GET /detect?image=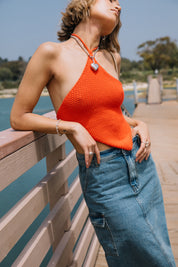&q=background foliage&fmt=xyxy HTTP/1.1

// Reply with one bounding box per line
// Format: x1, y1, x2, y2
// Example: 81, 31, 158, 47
0, 57, 27, 89
120, 36, 178, 83
0, 36, 178, 88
